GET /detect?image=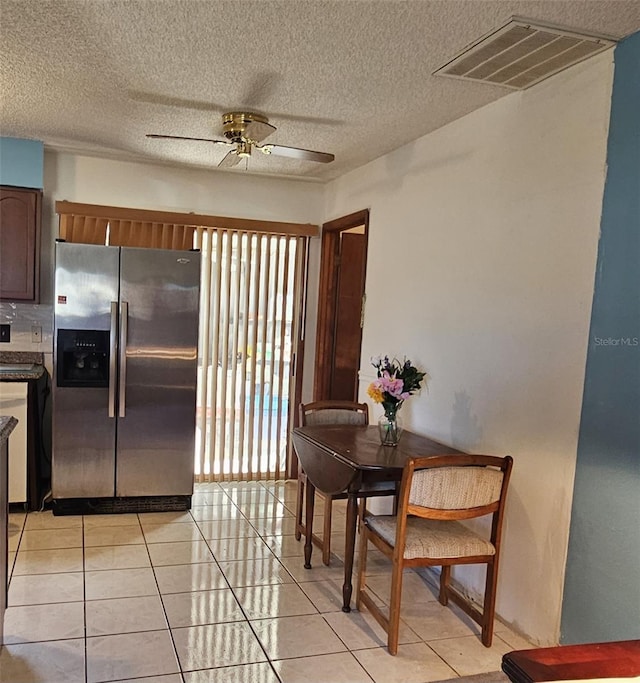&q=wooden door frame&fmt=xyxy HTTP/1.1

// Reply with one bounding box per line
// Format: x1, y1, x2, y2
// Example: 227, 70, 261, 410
313, 209, 369, 401
287, 236, 311, 479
